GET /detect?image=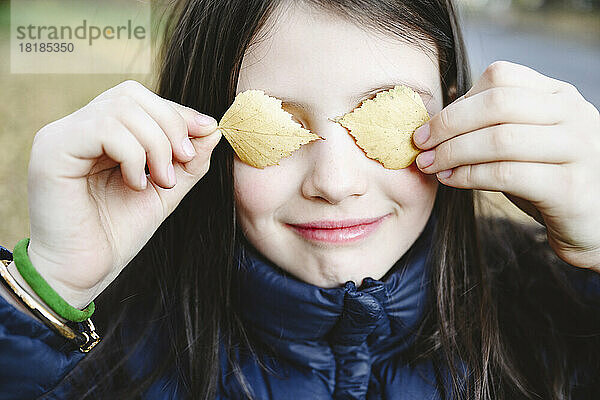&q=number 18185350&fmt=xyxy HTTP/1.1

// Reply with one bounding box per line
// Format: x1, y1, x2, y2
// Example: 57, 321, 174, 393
18, 42, 74, 53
